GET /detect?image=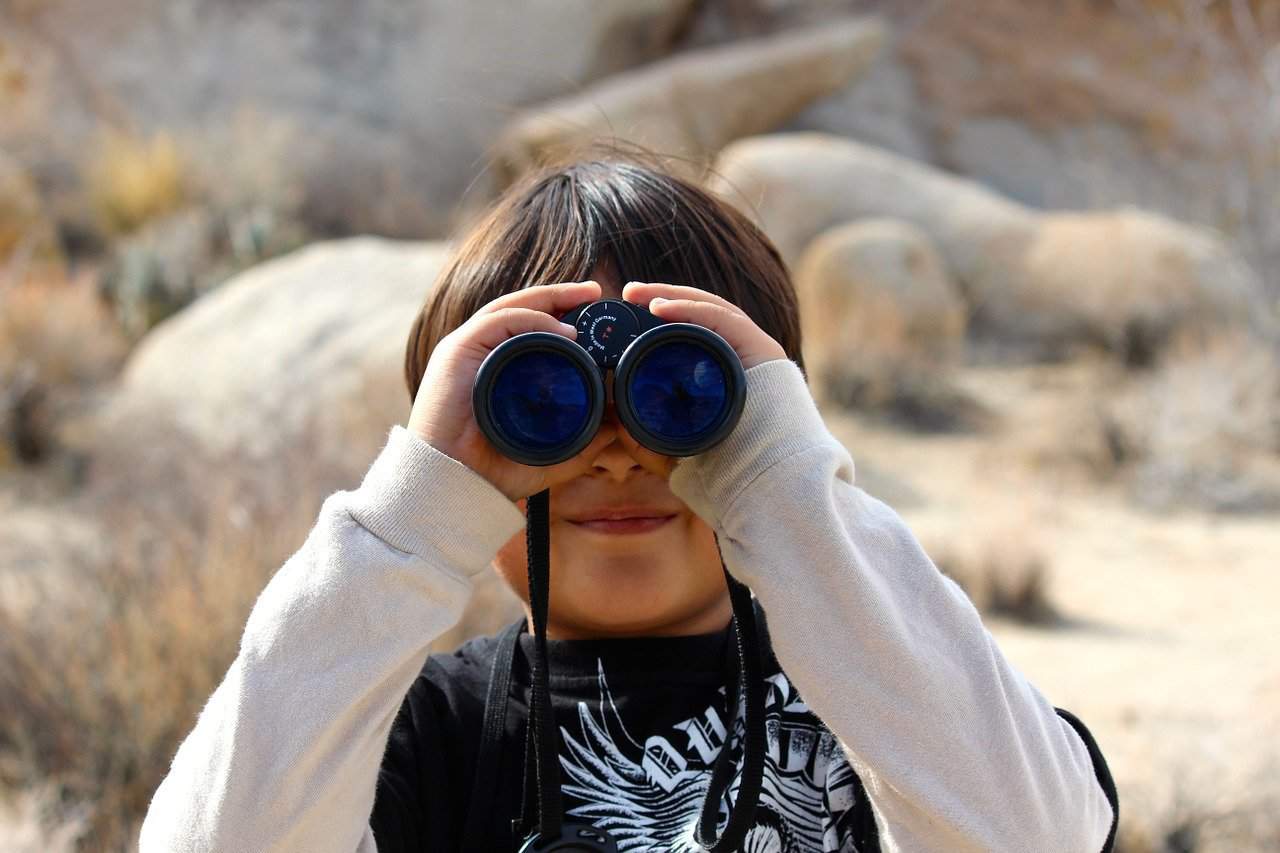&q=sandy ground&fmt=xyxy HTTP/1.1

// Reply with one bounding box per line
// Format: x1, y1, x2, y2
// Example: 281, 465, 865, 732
823, 361, 1280, 847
